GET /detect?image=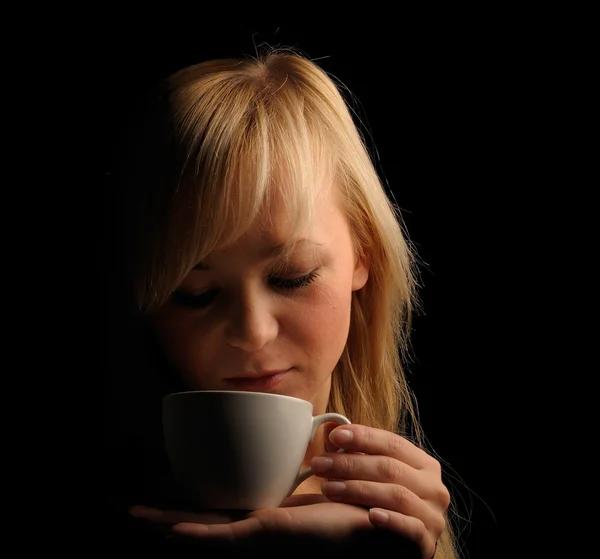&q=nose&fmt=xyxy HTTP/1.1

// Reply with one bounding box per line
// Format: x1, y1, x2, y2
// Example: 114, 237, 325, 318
224, 290, 279, 352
